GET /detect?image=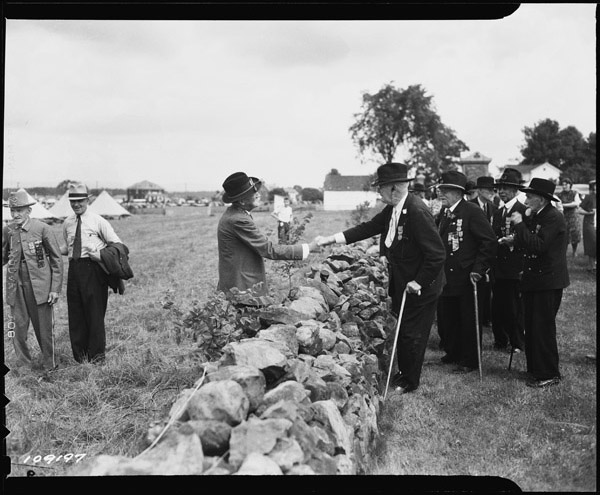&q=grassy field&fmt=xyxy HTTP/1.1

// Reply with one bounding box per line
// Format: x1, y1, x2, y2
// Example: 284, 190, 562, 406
2, 206, 596, 490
